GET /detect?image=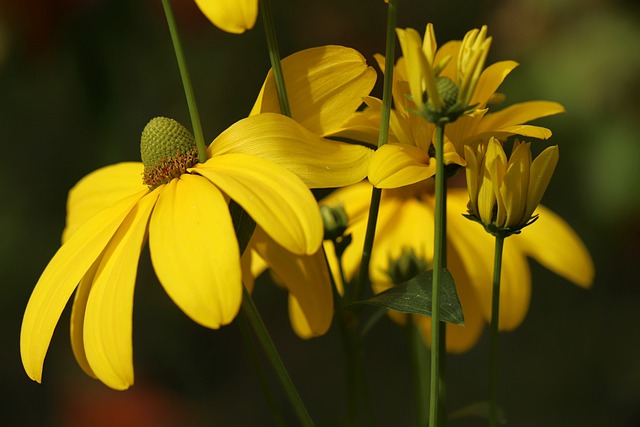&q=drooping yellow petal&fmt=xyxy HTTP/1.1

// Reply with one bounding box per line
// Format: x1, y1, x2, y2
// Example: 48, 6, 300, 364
512, 205, 594, 288
21, 190, 147, 383
208, 113, 372, 188
417, 244, 485, 353
497, 240, 532, 330
194, 153, 322, 256
368, 143, 435, 189
476, 101, 565, 135
63, 163, 147, 243
83, 189, 159, 390
251, 46, 376, 136
464, 145, 480, 216
251, 228, 333, 338
70, 259, 100, 380
149, 175, 242, 329
194, 0, 258, 34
